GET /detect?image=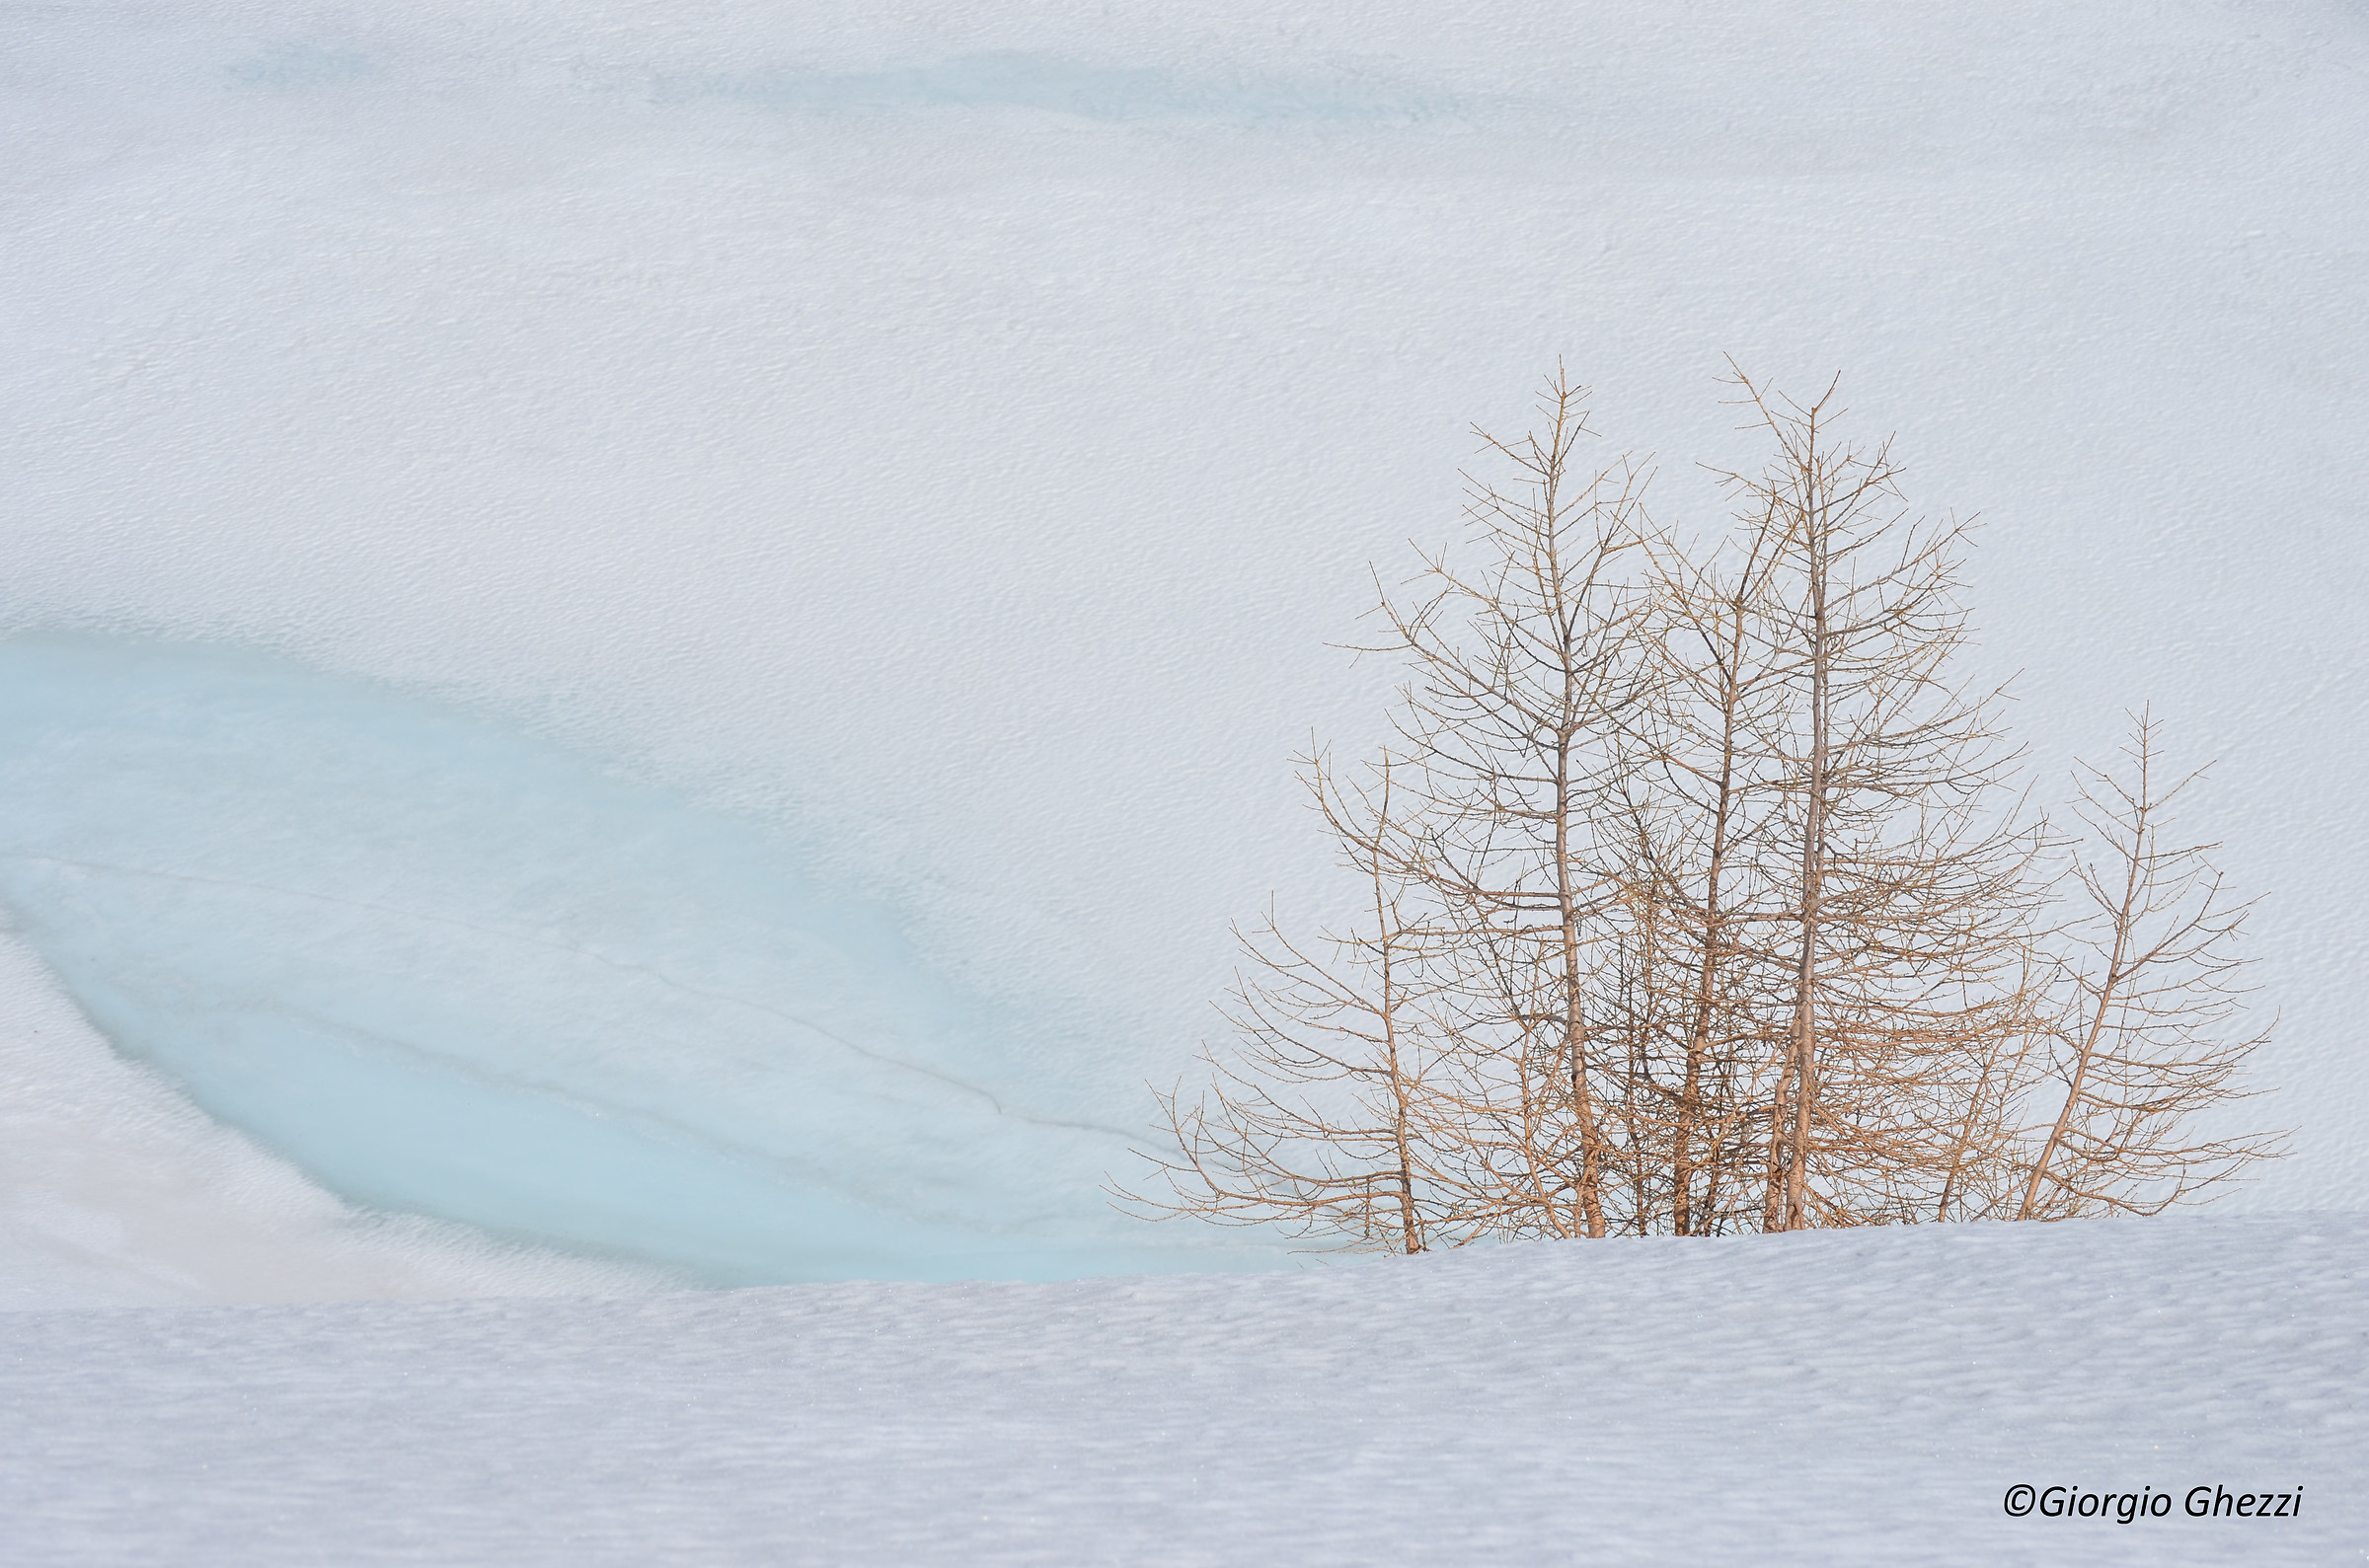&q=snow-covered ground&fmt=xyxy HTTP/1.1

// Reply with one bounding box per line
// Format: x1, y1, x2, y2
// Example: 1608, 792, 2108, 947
5, 1214, 2360, 1565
